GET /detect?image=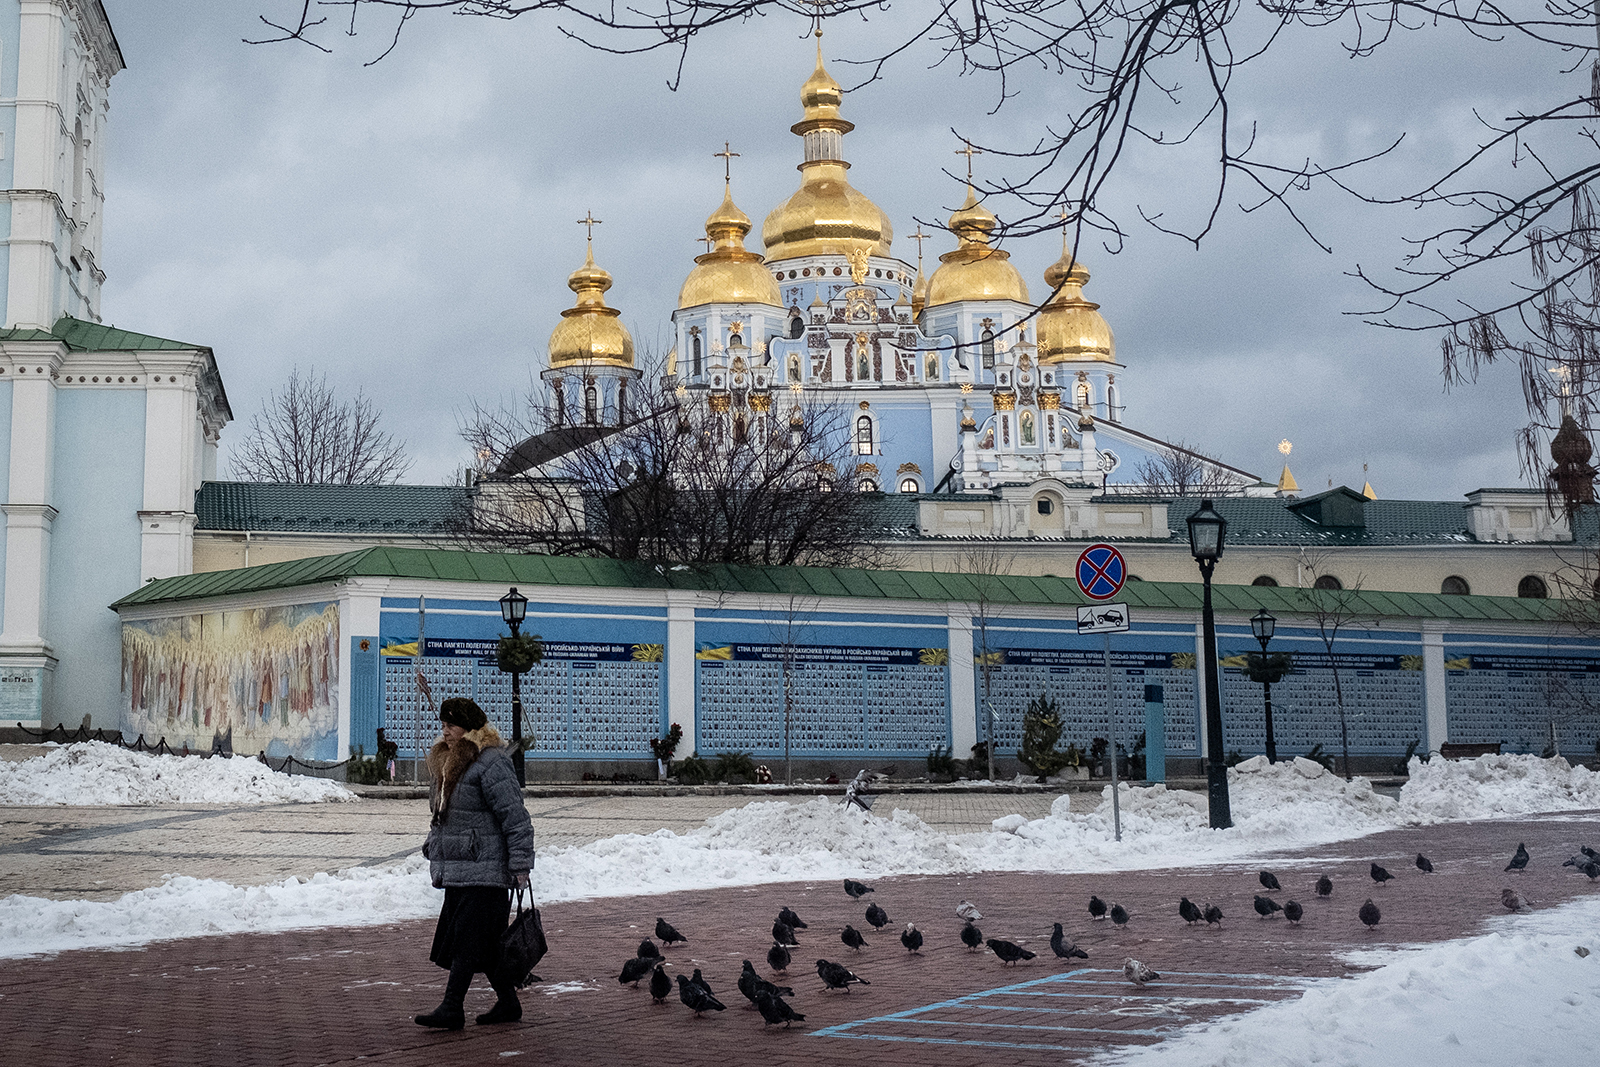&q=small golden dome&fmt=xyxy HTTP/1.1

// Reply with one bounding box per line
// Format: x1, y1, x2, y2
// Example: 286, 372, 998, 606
762, 33, 894, 261
911, 266, 930, 317
549, 245, 635, 367
924, 187, 1029, 308
679, 185, 783, 310
1036, 249, 1115, 363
